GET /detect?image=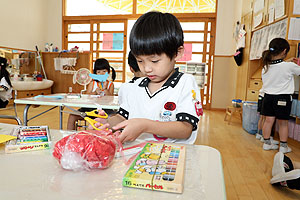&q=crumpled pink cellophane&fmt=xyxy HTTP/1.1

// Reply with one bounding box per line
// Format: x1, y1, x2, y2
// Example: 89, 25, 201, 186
53, 130, 117, 171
